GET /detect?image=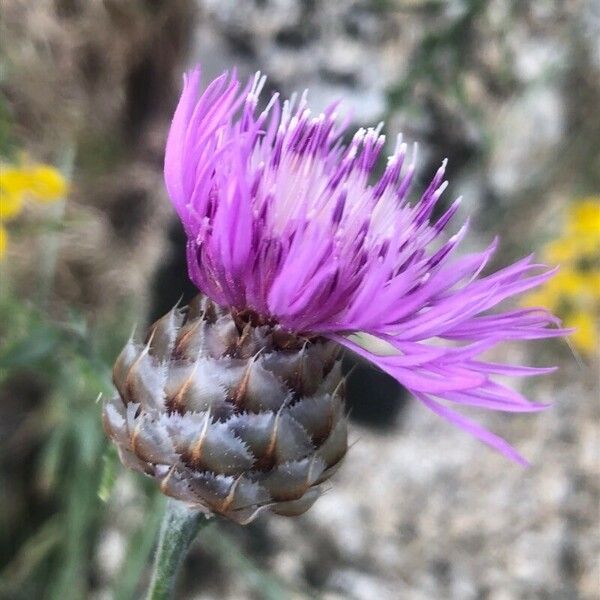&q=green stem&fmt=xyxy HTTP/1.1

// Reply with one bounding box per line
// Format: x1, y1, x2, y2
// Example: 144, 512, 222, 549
146, 498, 209, 600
